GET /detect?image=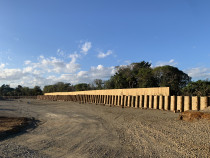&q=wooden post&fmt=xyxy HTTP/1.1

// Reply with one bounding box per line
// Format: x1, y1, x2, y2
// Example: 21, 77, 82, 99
139, 95, 144, 108
154, 96, 159, 109
165, 96, 170, 110
127, 95, 131, 107
121, 95, 125, 108
184, 96, 192, 111
124, 96, 127, 107
104, 95, 106, 104
200, 96, 208, 111
159, 95, 164, 110
170, 96, 177, 111
131, 96, 135, 108
115, 95, 118, 106
118, 95, 121, 106
144, 95, 149, 109
112, 95, 115, 106
192, 96, 199, 111
149, 95, 153, 109
135, 95, 139, 108
177, 96, 184, 112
